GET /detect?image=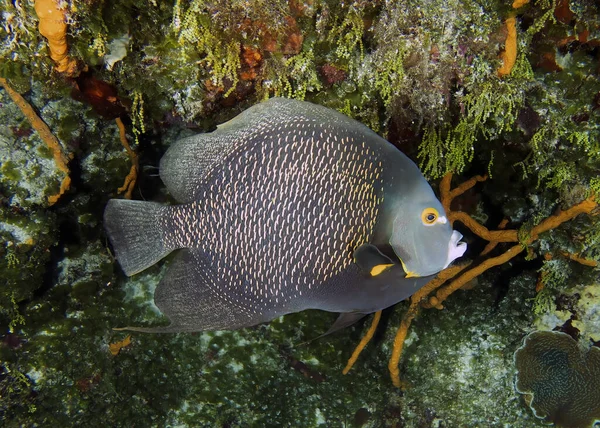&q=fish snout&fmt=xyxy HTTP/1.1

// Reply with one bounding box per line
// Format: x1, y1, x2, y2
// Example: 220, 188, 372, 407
443, 230, 467, 269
